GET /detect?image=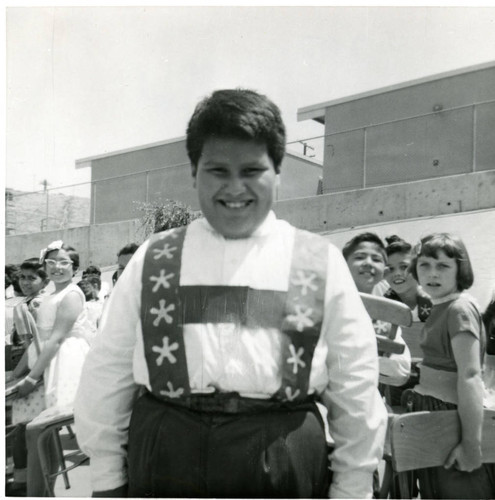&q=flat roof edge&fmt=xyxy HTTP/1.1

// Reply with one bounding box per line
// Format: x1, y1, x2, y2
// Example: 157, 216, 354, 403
297, 60, 495, 123
75, 135, 187, 167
